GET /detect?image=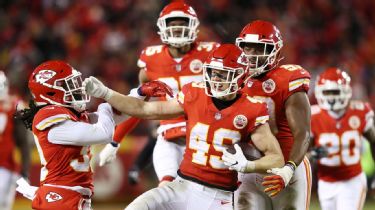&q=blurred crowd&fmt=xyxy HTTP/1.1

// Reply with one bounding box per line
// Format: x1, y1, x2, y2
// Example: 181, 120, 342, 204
1, 0, 375, 106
